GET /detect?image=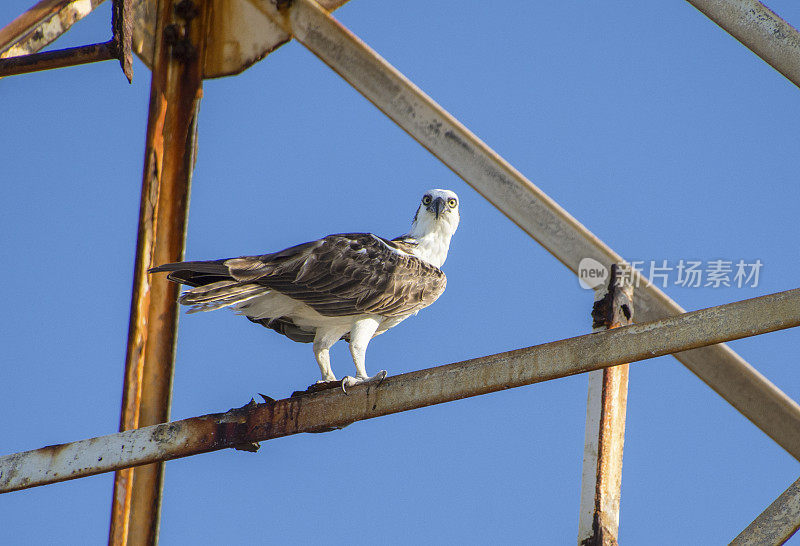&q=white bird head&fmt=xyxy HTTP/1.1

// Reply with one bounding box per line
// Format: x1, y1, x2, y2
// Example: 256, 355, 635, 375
406, 189, 460, 268
410, 189, 460, 234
